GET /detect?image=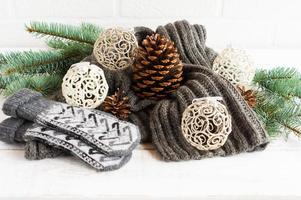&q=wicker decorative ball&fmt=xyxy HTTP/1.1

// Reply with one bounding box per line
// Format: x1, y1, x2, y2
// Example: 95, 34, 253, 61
181, 97, 232, 151
62, 62, 109, 108
212, 47, 254, 86
93, 27, 138, 70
